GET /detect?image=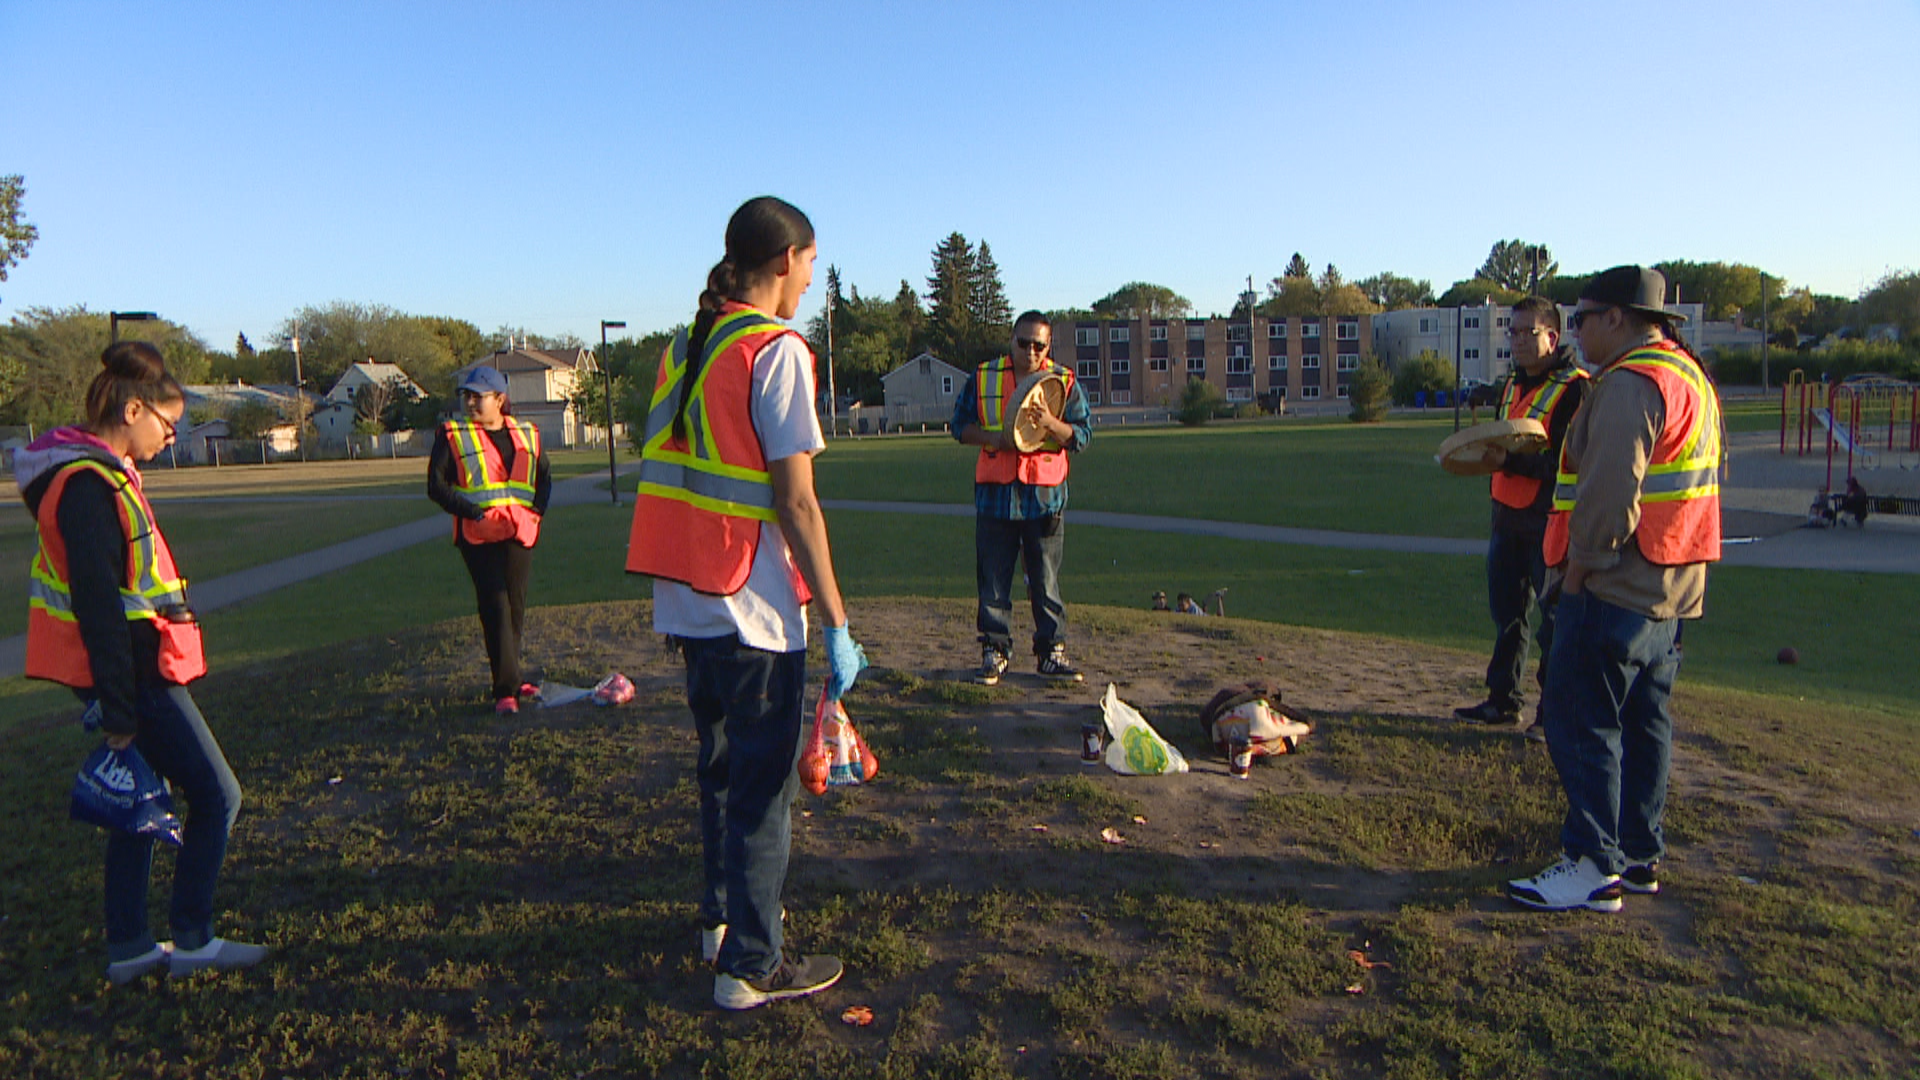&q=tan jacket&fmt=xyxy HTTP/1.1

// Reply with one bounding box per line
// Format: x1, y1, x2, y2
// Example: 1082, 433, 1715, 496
1558, 361, 1709, 620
